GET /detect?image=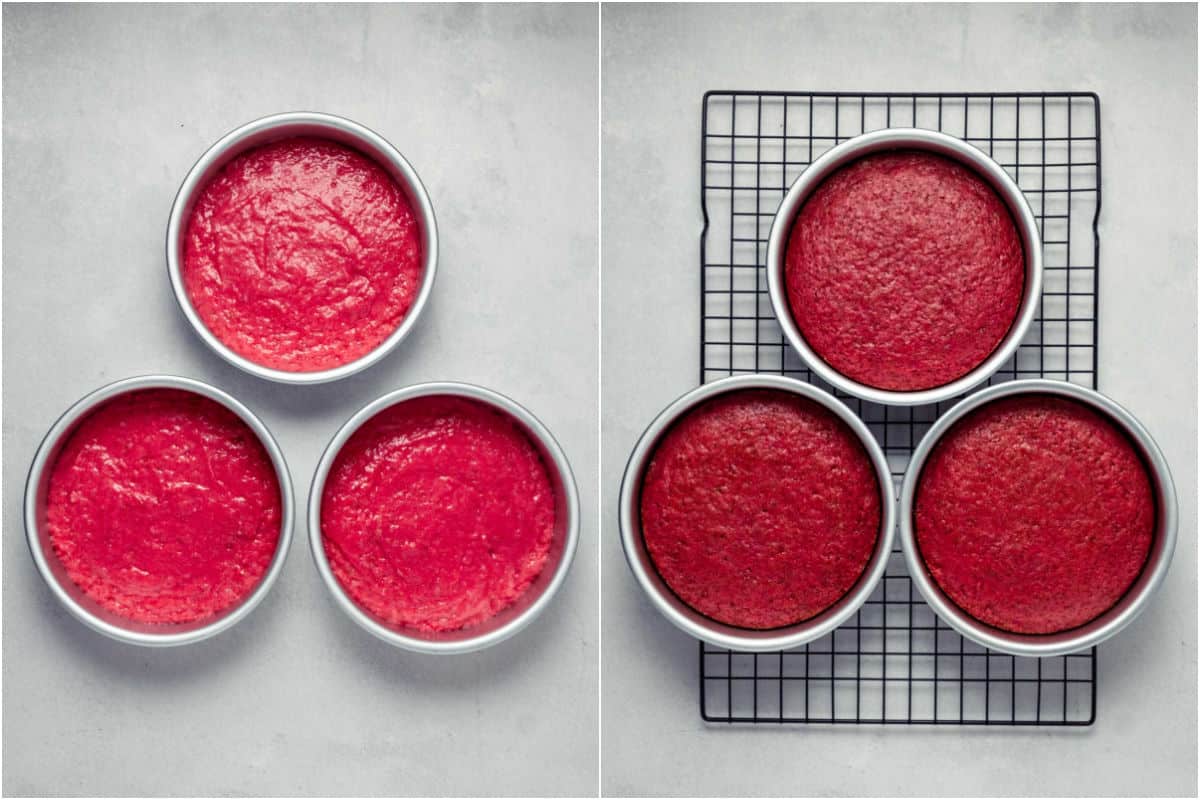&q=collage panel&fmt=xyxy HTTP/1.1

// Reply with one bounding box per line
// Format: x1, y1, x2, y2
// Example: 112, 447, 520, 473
601, 3, 1197, 797
2, 3, 598, 797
